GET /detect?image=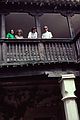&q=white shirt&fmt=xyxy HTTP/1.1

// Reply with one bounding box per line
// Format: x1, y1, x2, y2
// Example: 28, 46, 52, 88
15, 35, 23, 39
28, 32, 38, 39
42, 31, 53, 39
